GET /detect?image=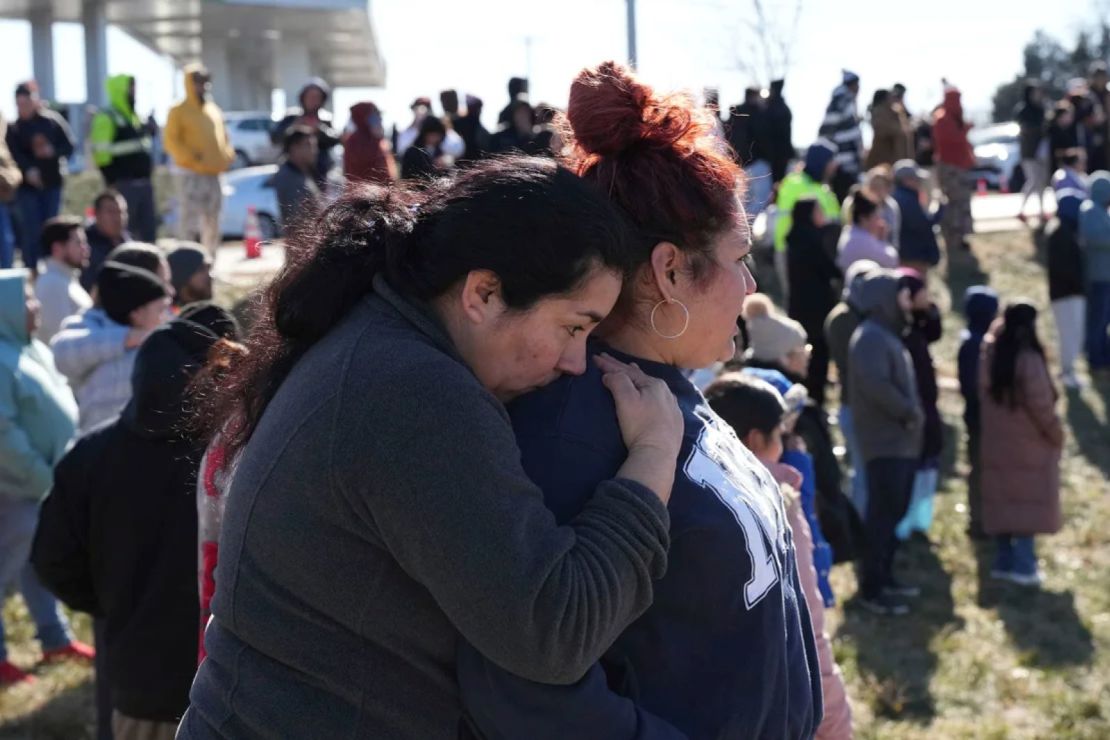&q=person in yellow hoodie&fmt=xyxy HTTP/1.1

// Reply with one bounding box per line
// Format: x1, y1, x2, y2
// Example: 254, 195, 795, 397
164, 65, 235, 256
89, 75, 156, 242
